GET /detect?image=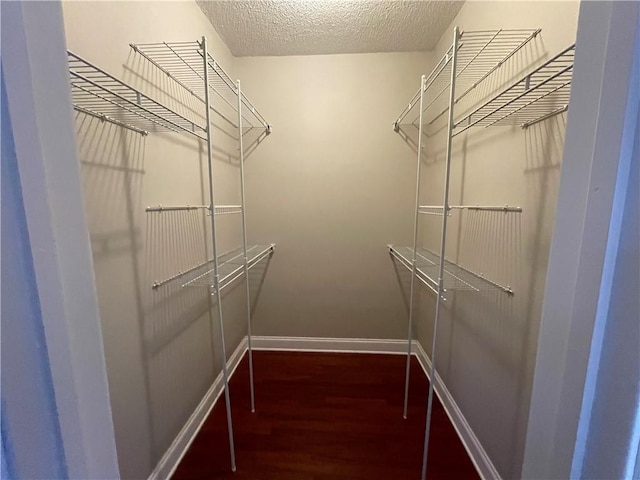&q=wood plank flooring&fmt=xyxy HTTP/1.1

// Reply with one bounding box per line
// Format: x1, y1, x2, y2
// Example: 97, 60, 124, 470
173, 351, 479, 479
